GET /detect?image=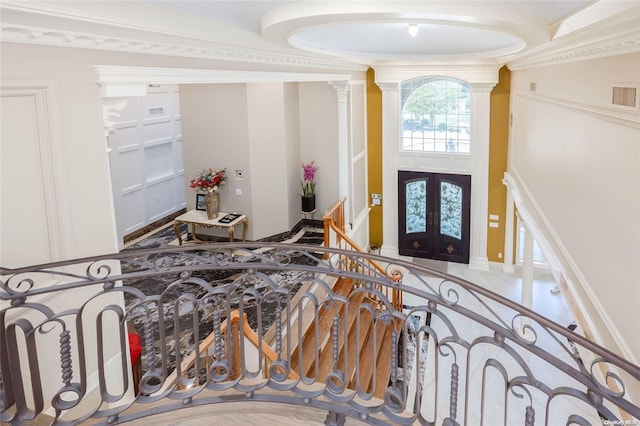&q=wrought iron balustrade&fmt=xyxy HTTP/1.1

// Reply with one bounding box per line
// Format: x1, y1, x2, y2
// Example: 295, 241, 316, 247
1, 243, 639, 425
